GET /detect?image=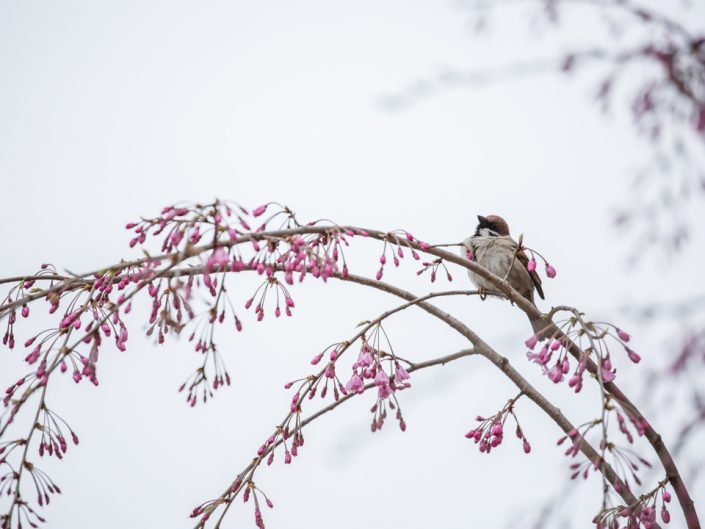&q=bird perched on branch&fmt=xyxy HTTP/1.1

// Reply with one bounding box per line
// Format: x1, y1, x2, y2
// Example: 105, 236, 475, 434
462, 215, 545, 332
